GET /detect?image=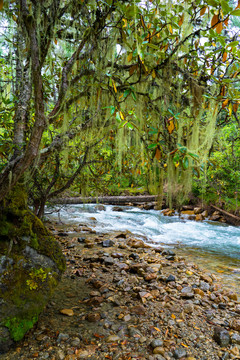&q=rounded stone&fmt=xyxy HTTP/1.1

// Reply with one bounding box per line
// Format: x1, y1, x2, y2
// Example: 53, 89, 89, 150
150, 338, 164, 348
213, 326, 230, 347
